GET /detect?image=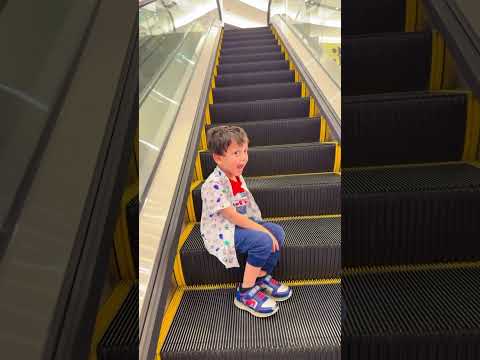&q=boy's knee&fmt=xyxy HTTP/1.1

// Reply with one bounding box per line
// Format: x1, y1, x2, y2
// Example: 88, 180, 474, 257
268, 223, 285, 246
252, 231, 272, 255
